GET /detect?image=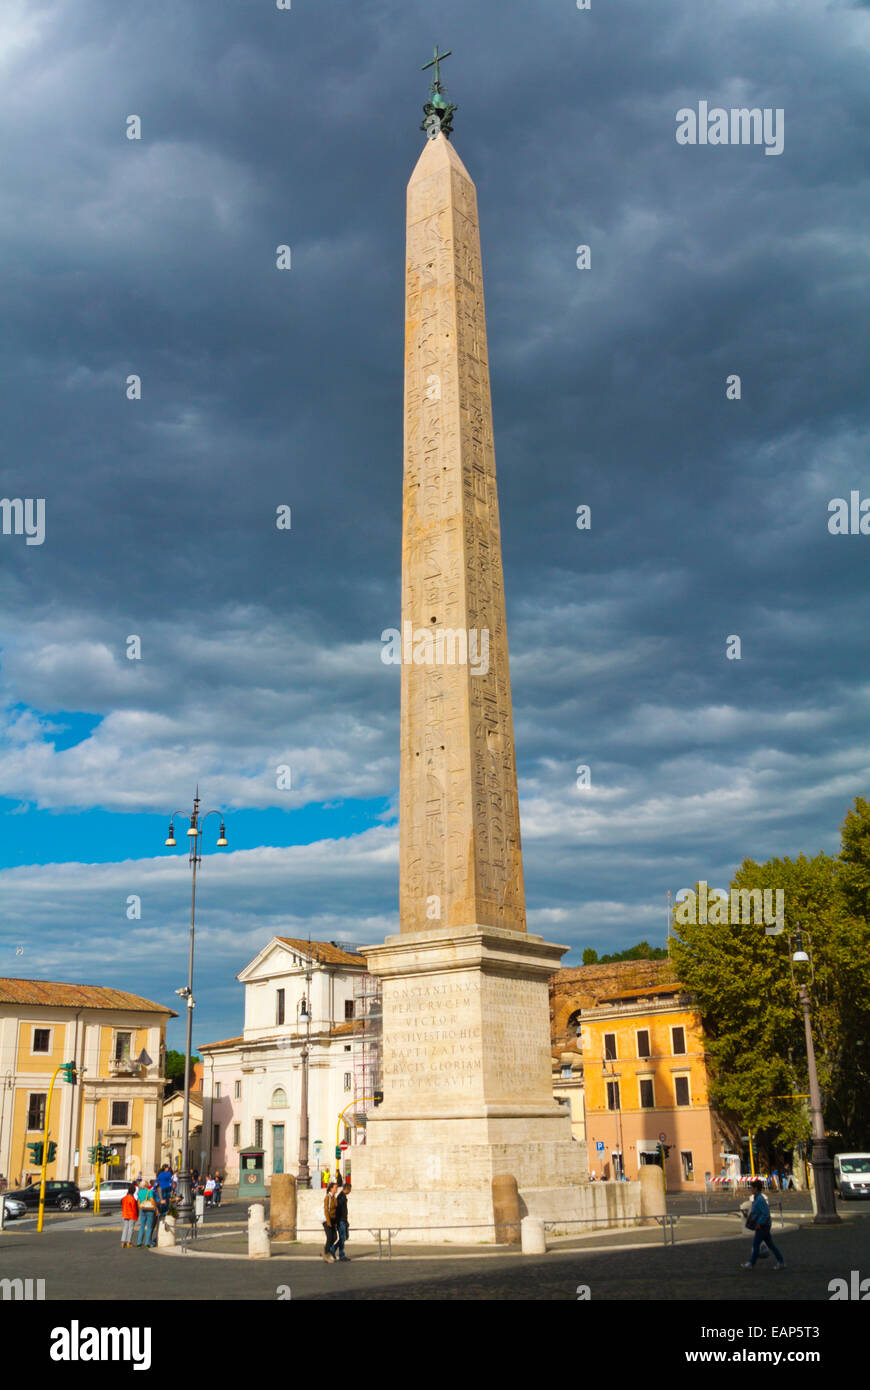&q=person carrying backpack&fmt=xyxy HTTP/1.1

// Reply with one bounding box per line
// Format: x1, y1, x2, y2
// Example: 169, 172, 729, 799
741, 1179, 785, 1269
